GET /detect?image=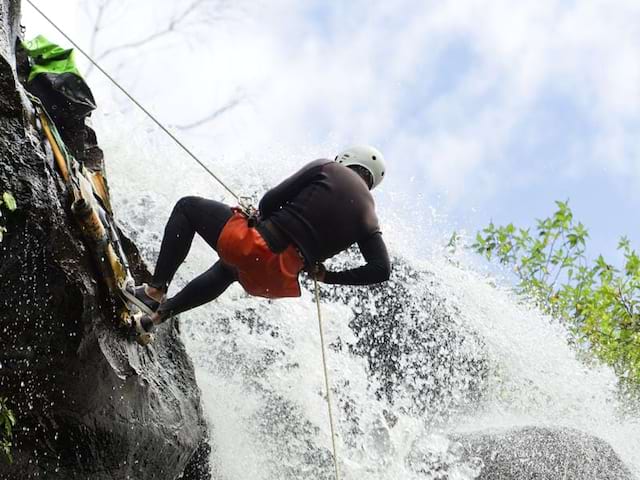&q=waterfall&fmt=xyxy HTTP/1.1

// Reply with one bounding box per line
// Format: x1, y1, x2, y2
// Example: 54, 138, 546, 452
98, 109, 639, 480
